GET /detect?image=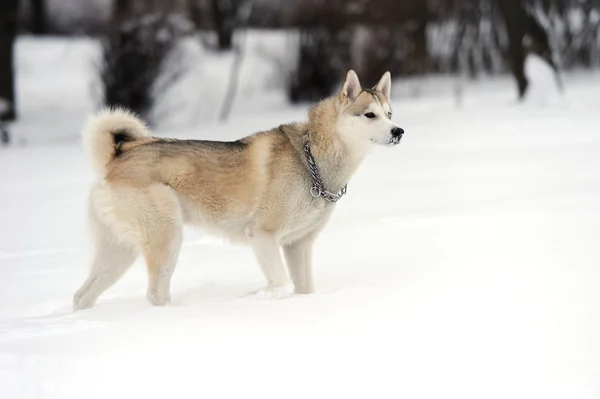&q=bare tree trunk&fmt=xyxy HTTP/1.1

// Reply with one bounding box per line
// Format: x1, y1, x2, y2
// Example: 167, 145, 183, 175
218, 33, 246, 121
218, 1, 254, 122
528, 2, 563, 91
0, 0, 18, 122
410, 2, 430, 74
189, 0, 203, 29
212, 0, 236, 51
114, 0, 133, 19
496, 0, 559, 99
31, 0, 47, 35
496, 0, 529, 98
